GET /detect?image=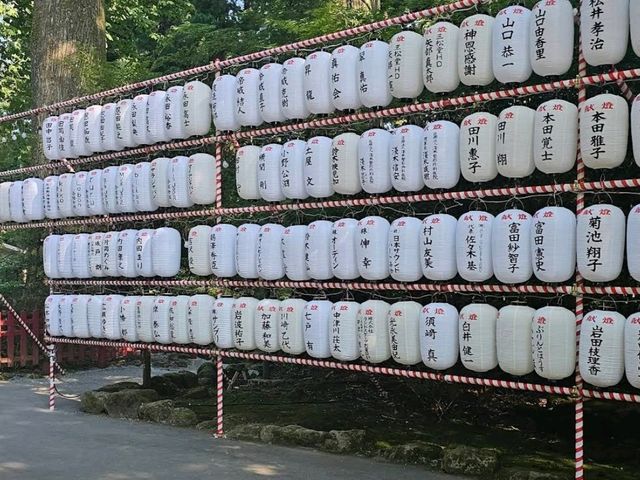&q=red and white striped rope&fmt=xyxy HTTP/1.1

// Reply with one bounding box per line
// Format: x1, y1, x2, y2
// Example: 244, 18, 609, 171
443, 374, 574, 396
215, 356, 224, 438
48, 344, 56, 411
43, 336, 217, 354
577, 285, 640, 296
582, 389, 640, 403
